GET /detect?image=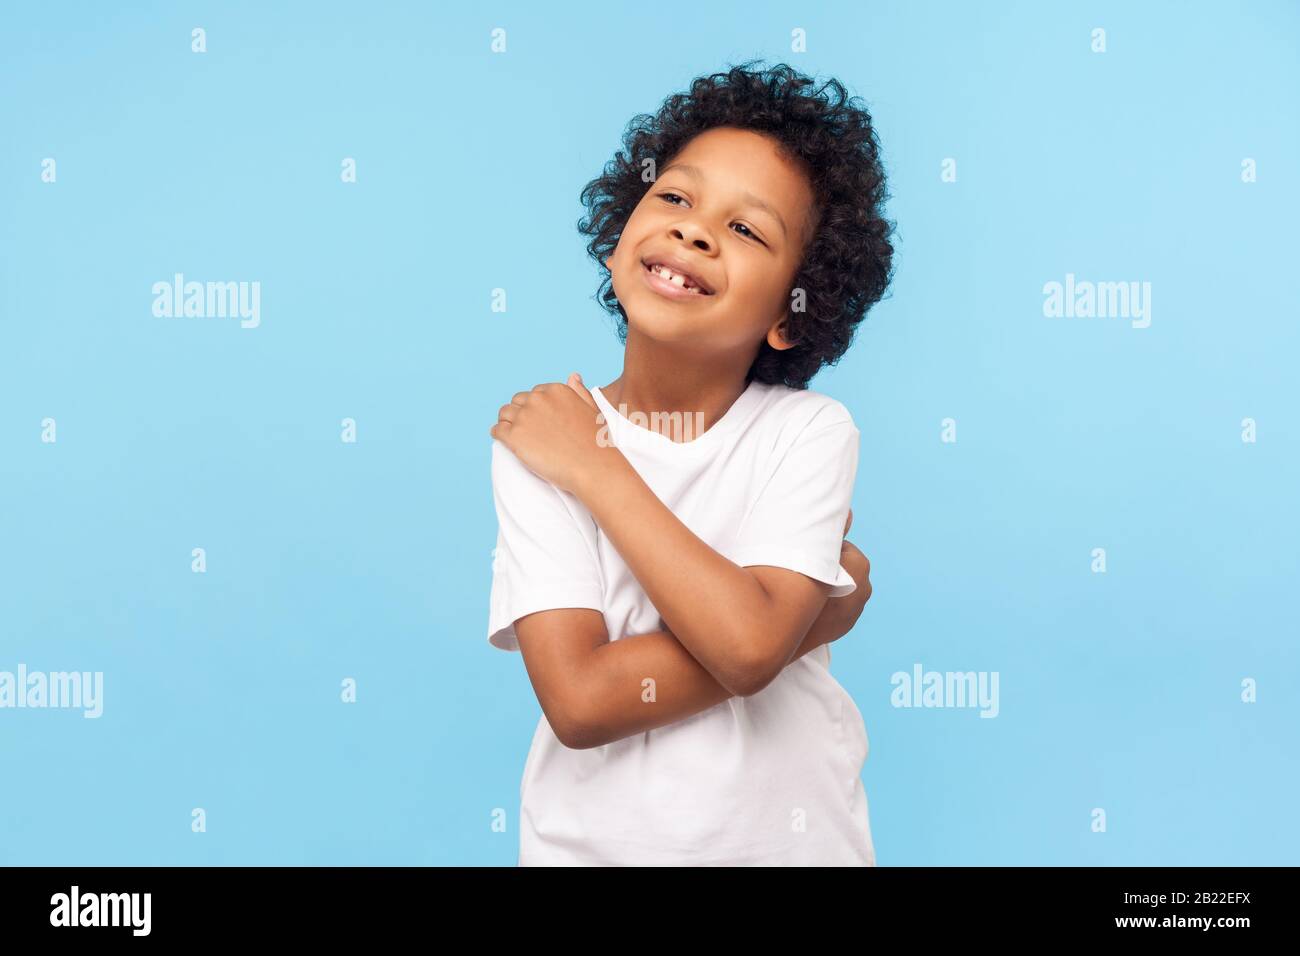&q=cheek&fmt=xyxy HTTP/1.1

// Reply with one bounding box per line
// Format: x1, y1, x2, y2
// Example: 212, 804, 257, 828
732, 262, 785, 305
610, 219, 645, 269
734, 264, 801, 331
